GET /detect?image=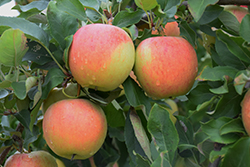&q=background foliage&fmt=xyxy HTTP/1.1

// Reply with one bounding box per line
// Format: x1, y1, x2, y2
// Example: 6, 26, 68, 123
0, 0, 250, 166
